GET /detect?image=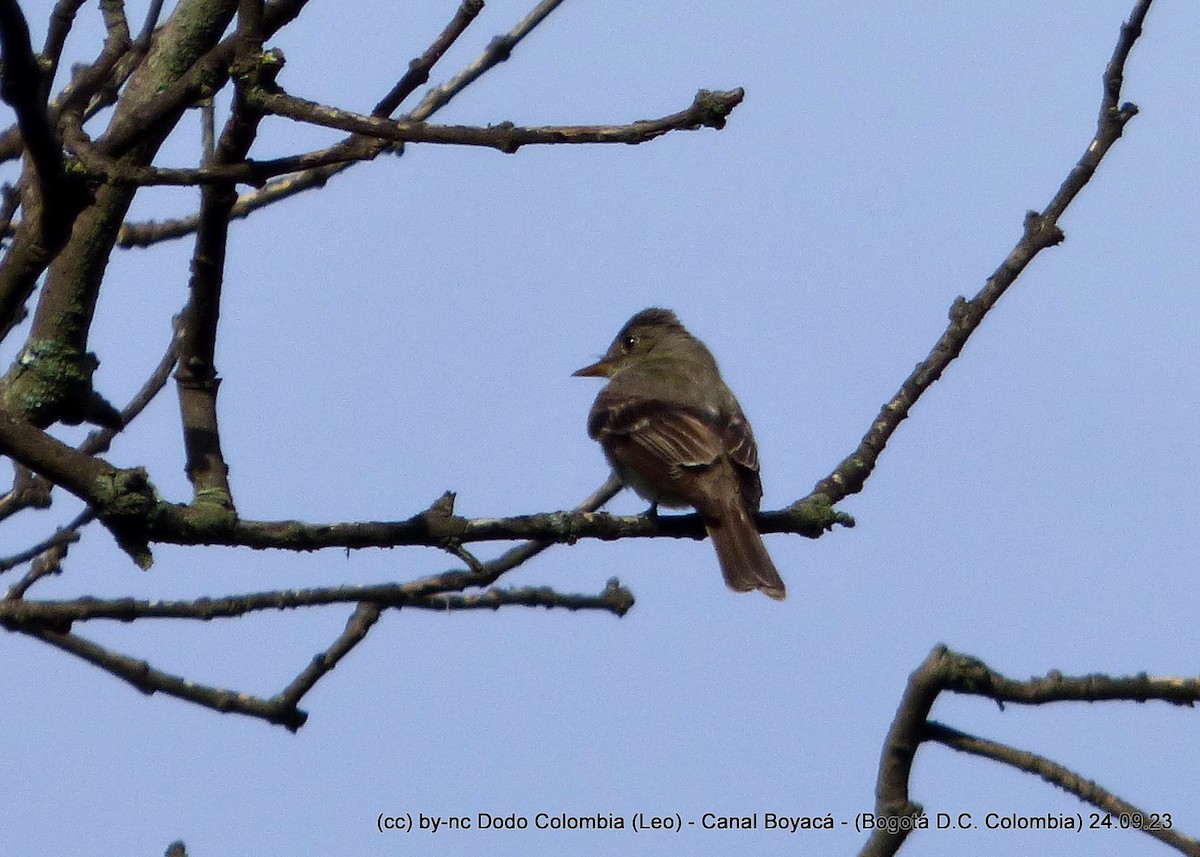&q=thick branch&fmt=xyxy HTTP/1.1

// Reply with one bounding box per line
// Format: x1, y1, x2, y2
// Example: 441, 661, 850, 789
3, 0, 241, 427
0, 0, 66, 210
0, 410, 159, 565
0, 409, 127, 504
134, 487, 847, 552
98, 0, 311, 156
0, 1, 82, 336
0, 323, 176, 540
860, 646, 946, 857
863, 644, 1200, 857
